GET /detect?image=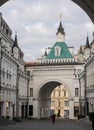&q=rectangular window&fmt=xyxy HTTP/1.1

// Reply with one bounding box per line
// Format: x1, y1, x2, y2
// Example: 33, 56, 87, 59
75, 88, 79, 97
51, 100, 55, 106
27, 71, 30, 76
58, 91, 60, 96
64, 91, 66, 96
52, 91, 55, 97
30, 88, 33, 97
77, 69, 81, 75
64, 101, 69, 106
59, 101, 60, 107
29, 105, 33, 116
